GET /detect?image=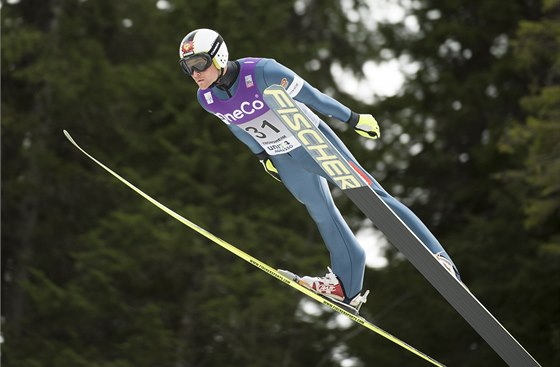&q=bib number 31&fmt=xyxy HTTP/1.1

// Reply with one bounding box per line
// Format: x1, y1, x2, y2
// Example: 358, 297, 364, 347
241, 110, 301, 155
244, 120, 280, 139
